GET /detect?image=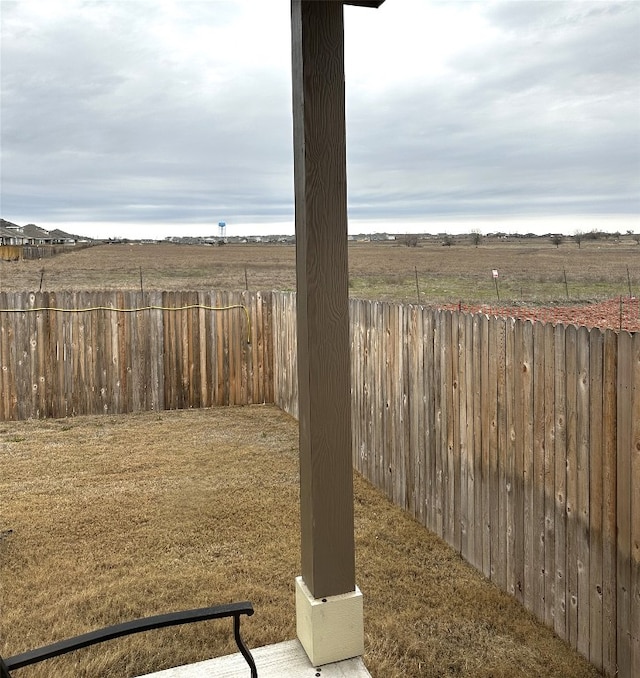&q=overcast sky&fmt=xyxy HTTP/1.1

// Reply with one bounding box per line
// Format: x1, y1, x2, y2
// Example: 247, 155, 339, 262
1, 0, 639, 239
